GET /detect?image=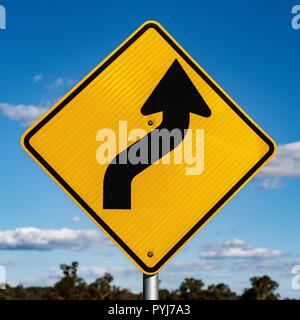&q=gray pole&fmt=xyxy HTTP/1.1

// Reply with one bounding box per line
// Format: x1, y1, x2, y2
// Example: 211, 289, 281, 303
143, 273, 159, 300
